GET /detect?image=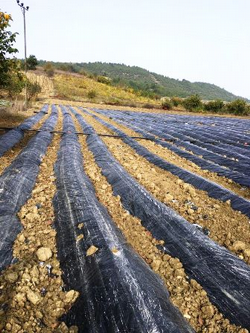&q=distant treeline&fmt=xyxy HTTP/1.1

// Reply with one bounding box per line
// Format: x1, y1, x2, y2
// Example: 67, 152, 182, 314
38, 60, 247, 102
